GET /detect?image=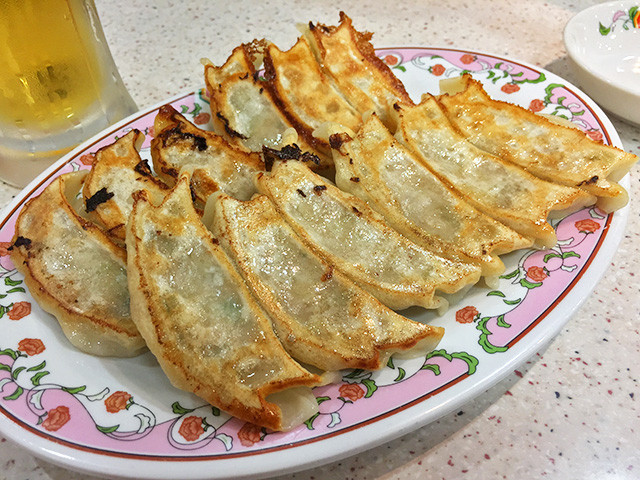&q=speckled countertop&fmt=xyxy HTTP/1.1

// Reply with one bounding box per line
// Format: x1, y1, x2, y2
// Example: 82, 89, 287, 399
1, 1, 639, 479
